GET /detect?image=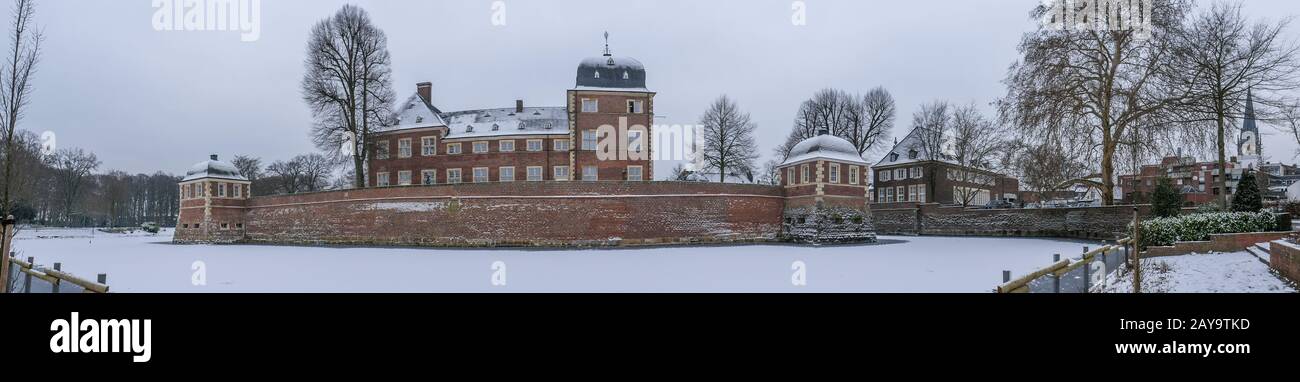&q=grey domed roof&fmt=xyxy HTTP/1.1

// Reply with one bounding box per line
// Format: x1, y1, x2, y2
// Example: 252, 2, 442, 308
182, 155, 247, 182
575, 54, 647, 90
781, 134, 868, 166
